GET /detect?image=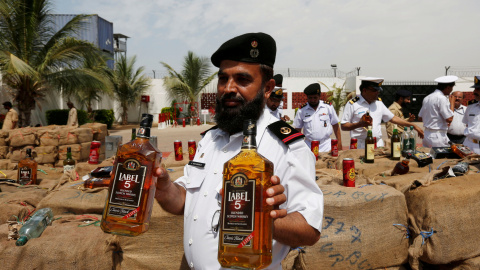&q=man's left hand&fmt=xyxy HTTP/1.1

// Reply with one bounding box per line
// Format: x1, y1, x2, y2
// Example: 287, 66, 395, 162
408, 113, 416, 122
